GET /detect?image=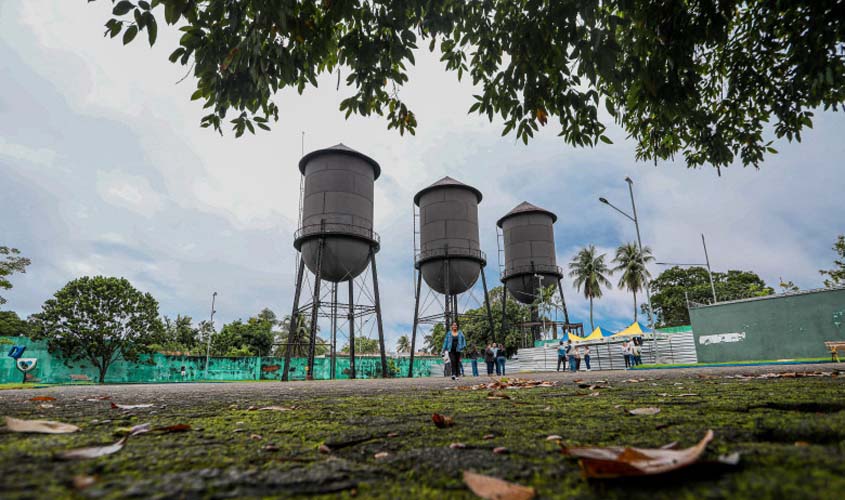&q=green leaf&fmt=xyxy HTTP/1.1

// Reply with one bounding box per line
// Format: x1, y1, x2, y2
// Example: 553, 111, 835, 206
123, 25, 138, 45
144, 12, 157, 45
112, 1, 134, 16
138, 0, 150, 10
599, 135, 613, 144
